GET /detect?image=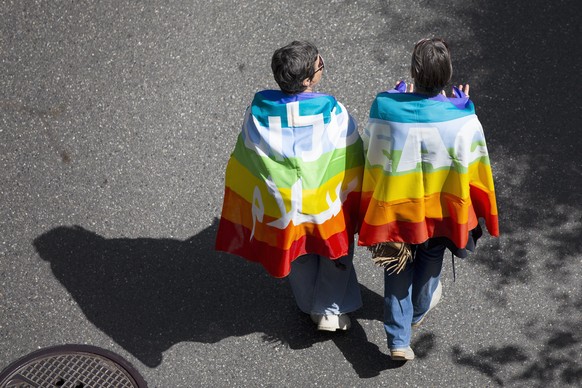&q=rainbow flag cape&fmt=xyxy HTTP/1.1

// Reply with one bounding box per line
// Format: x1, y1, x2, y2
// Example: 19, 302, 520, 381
358, 85, 499, 249
216, 90, 364, 278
